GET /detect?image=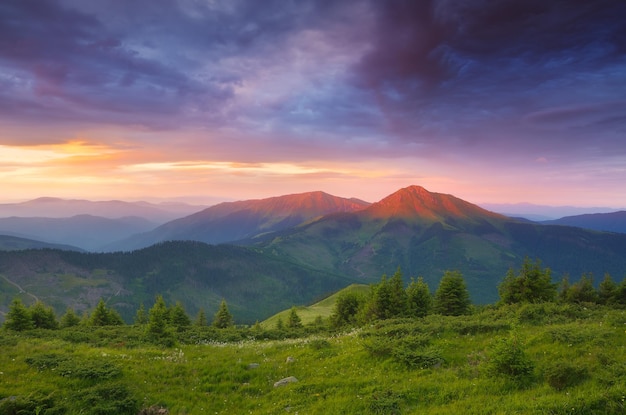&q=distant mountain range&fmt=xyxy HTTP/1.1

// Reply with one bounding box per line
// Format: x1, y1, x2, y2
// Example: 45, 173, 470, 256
1, 185, 625, 322
0, 215, 157, 251
541, 211, 626, 234
0, 197, 205, 223
0, 235, 83, 252
106, 191, 370, 251
481, 202, 622, 221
